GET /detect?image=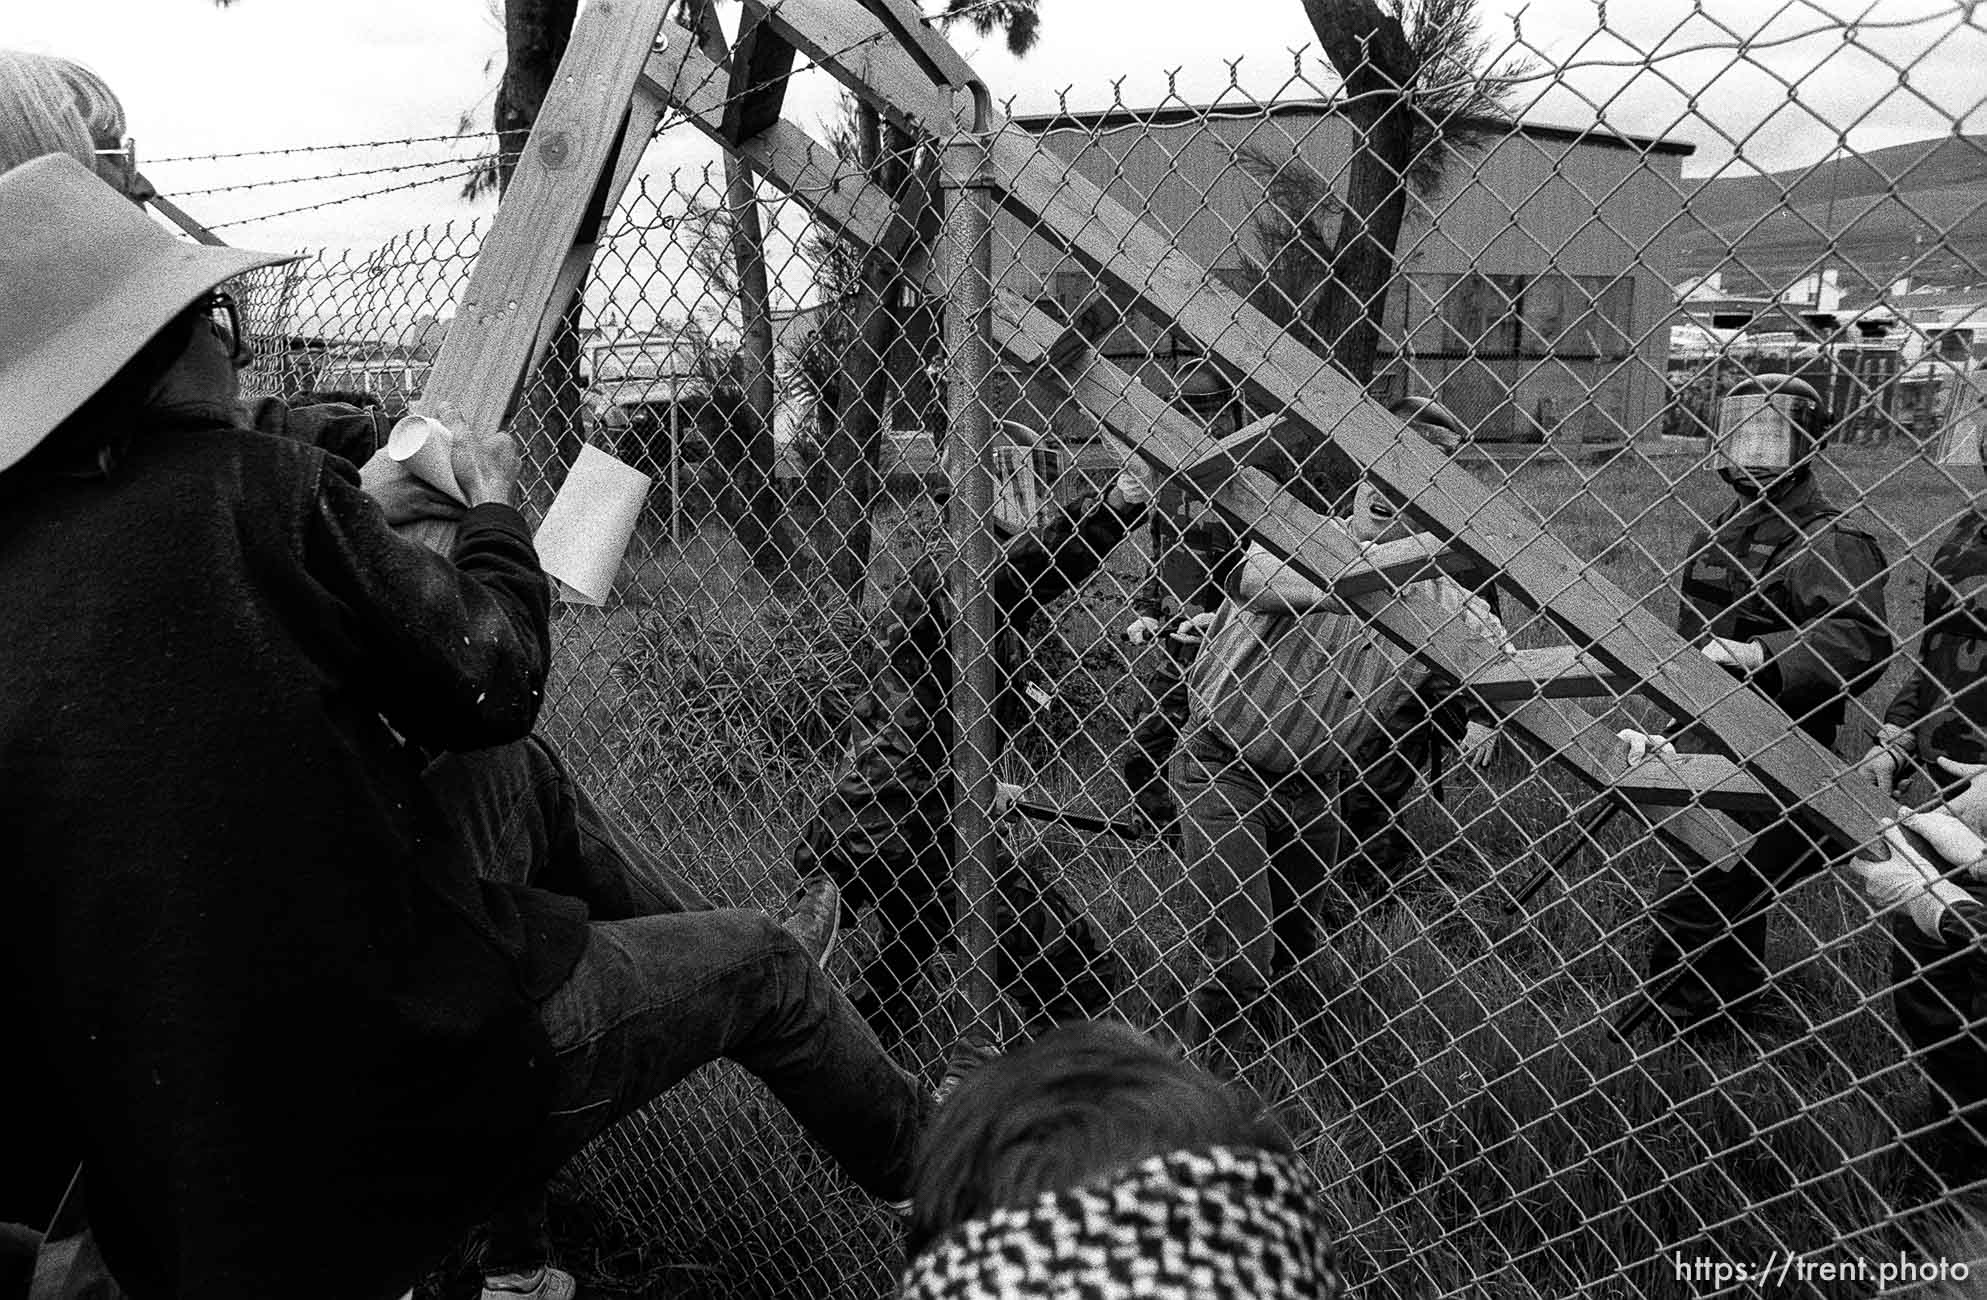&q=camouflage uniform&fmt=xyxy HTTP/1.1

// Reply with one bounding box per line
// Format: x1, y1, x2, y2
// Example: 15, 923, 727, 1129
1645, 470, 1893, 1030
794, 488, 1144, 1041
1880, 508, 1987, 1159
